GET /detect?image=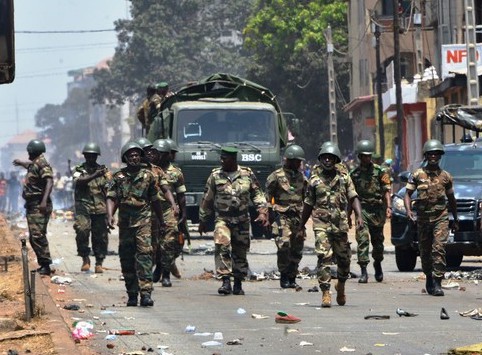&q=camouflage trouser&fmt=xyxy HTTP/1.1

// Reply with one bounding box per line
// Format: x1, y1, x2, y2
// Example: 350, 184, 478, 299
272, 215, 304, 278
214, 219, 250, 280
73, 211, 108, 263
314, 230, 351, 291
356, 207, 385, 266
118, 223, 153, 296
158, 209, 180, 271
25, 201, 53, 266
418, 216, 449, 278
